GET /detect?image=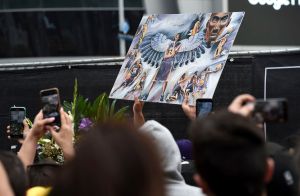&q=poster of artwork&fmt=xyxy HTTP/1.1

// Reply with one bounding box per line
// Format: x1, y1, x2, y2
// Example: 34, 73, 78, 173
110, 12, 244, 105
